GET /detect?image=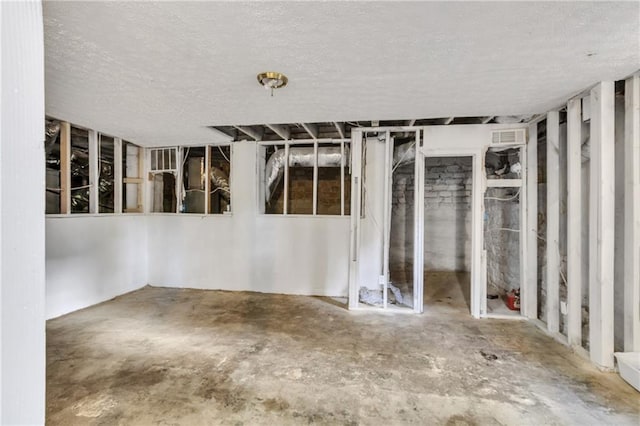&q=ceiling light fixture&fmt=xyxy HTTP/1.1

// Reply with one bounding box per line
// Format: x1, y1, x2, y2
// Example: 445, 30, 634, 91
257, 71, 288, 97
